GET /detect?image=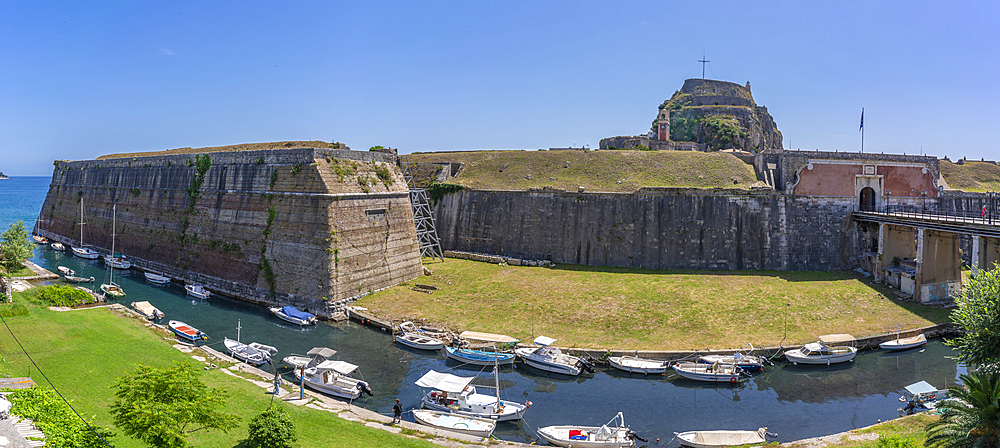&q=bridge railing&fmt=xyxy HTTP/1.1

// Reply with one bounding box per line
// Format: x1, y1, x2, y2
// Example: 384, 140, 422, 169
878, 203, 996, 225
